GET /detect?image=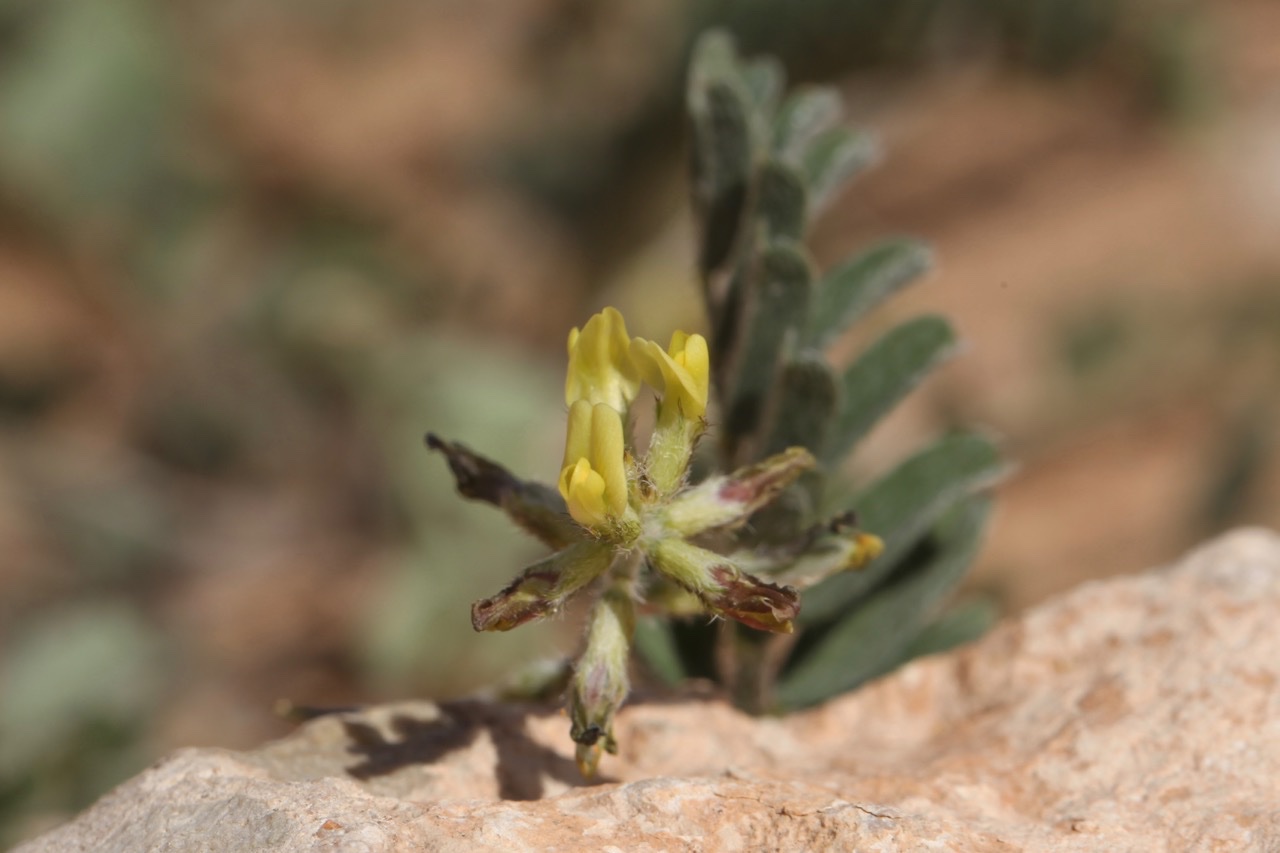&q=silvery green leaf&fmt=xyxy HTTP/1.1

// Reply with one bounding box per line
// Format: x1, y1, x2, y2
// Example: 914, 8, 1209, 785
632, 618, 685, 686
756, 159, 808, 242
762, 353, 838, 458
803, 127, 878, 214
778, 497, 990, 708
801, 432, 1005, 625
723, 241, 813, 447
774, 86, 844, 165
741, 56, 785, 120
823, 315, 957, 465
804, 238, 933, 349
